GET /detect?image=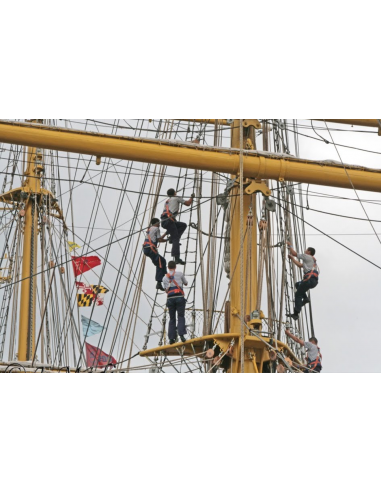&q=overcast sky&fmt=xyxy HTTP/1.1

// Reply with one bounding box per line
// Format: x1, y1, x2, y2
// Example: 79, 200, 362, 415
287, 121, 381, 372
